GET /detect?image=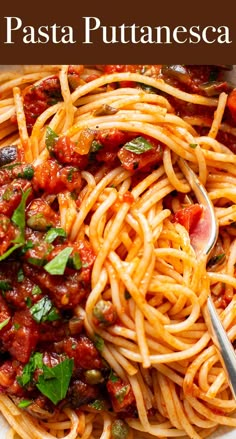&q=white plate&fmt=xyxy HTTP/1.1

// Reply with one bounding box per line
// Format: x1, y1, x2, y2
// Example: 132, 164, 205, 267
0, 412, 235, 438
